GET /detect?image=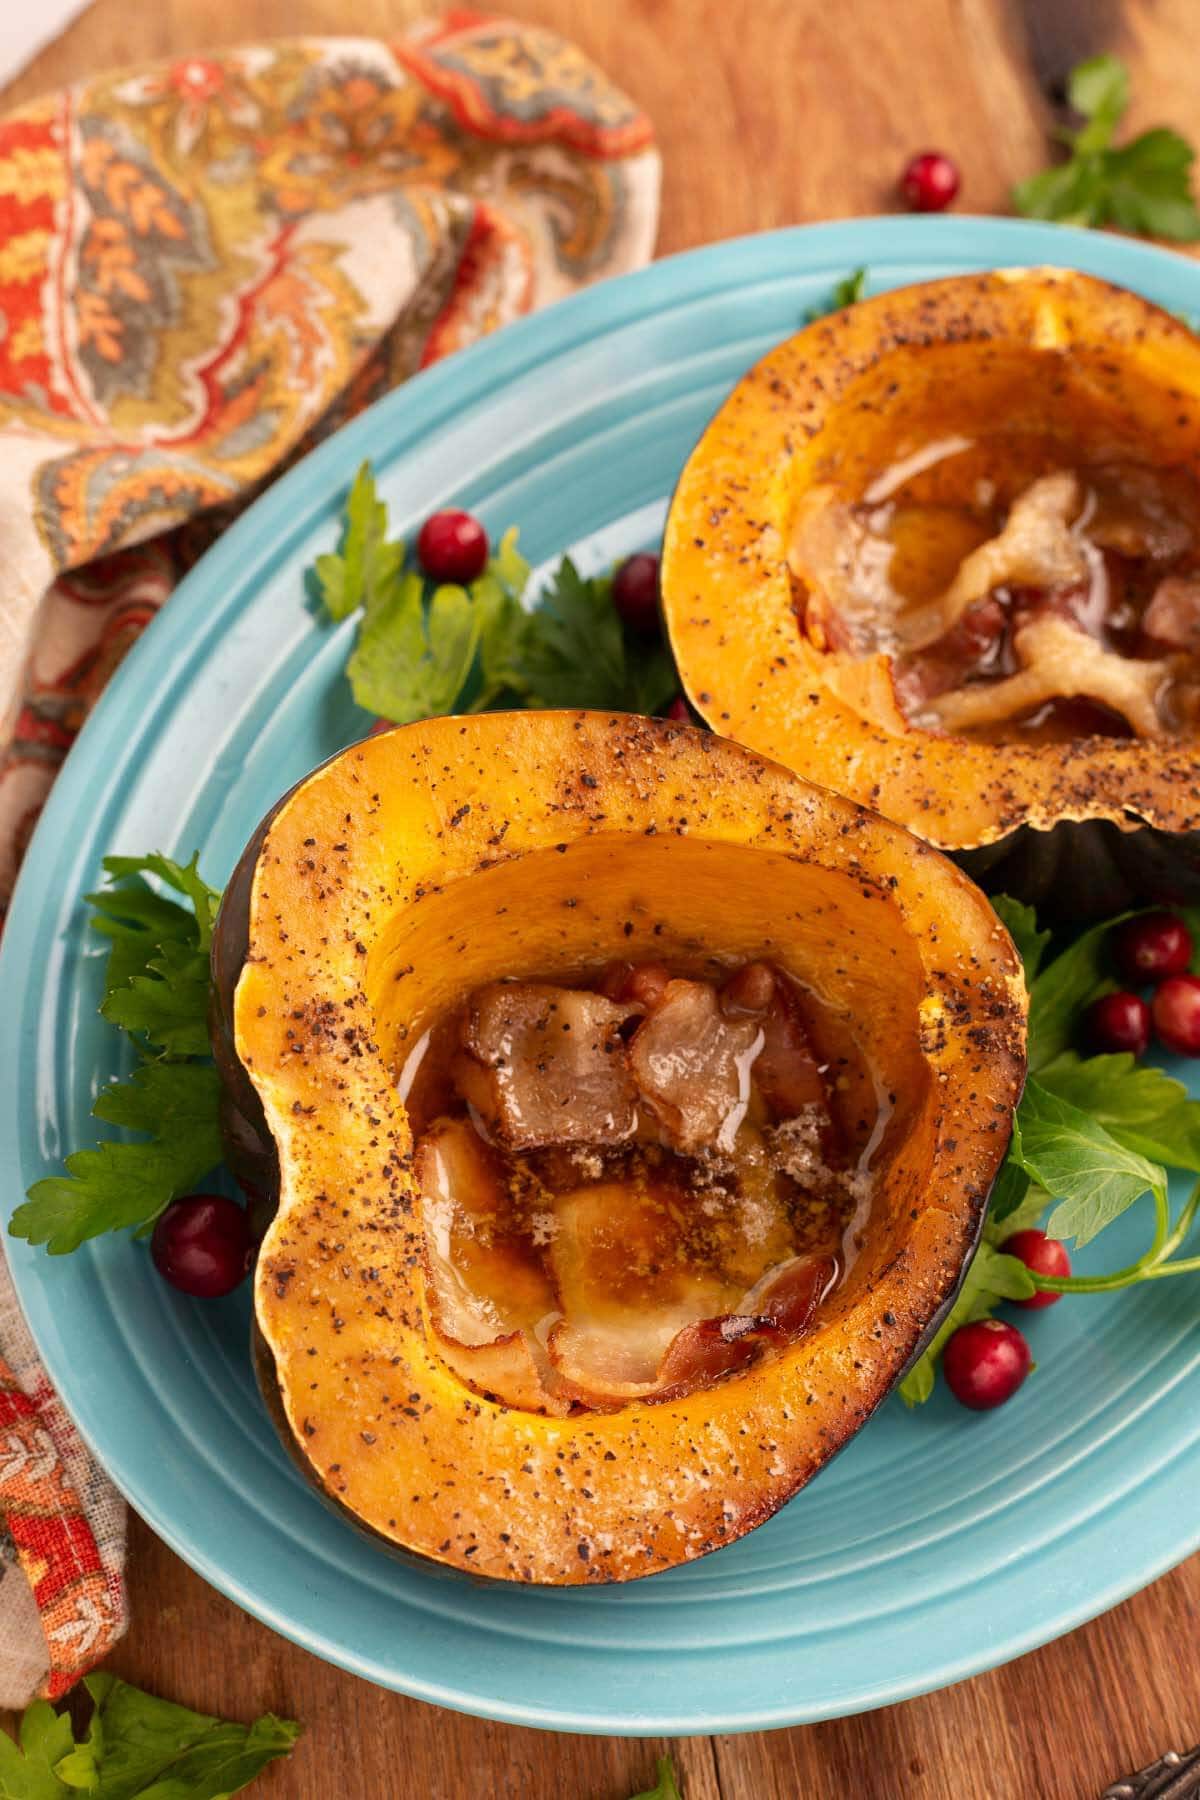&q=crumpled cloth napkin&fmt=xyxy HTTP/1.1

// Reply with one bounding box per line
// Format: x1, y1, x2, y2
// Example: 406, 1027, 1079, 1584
0, 13, 658, 1703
